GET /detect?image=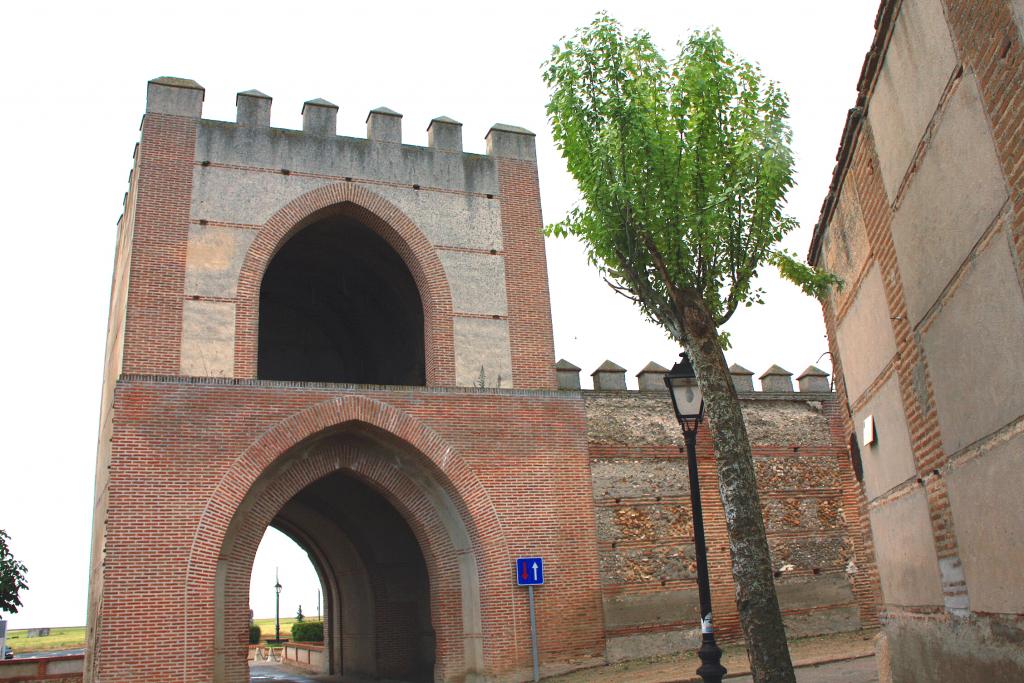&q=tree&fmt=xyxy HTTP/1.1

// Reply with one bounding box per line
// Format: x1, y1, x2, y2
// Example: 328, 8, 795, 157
544, 15, 838, 682
296, 605, 304, 622
0, 530, 28, 615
